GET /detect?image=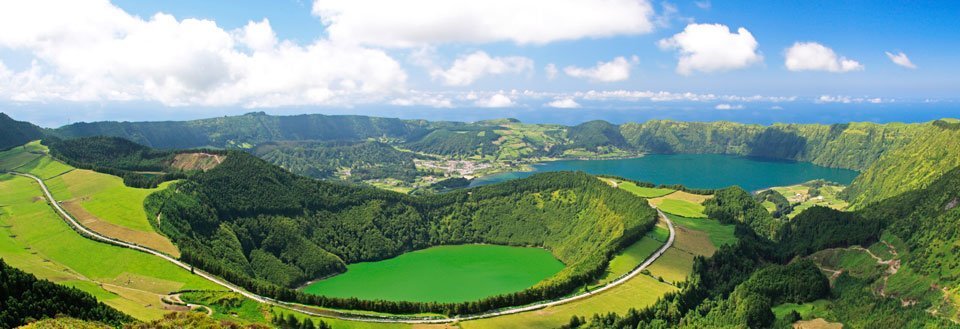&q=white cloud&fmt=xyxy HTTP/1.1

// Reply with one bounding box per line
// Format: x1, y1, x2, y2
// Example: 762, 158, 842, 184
544, 63, 559, 80
695, 1, 711, 9
784, 42, 863, 73
545, 98, 580, 108
816, 95, 888, 104
714, 103, 743, 110
390, 90, 453, 107
563, 56, 637, 82
430, 51, 533, 86
885, 51, 916, 69
0, 0, 408, 107
658, 23, 762, 75
577, 90, 795, 103
312, 0, 656, 47
474, 93, 515, 107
